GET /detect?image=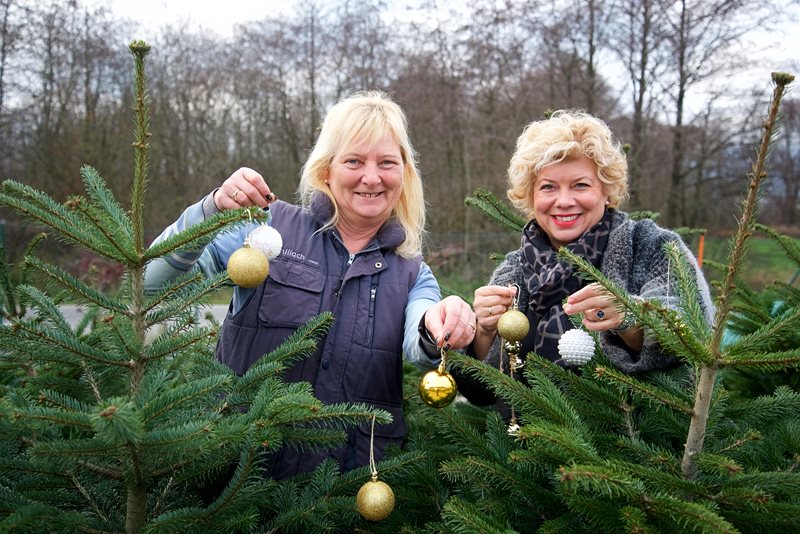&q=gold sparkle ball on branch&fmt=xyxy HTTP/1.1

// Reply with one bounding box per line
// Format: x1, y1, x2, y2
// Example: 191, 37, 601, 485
356, 478, 395, 521
227, 244, 269, 288
497, 309, 530, 342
